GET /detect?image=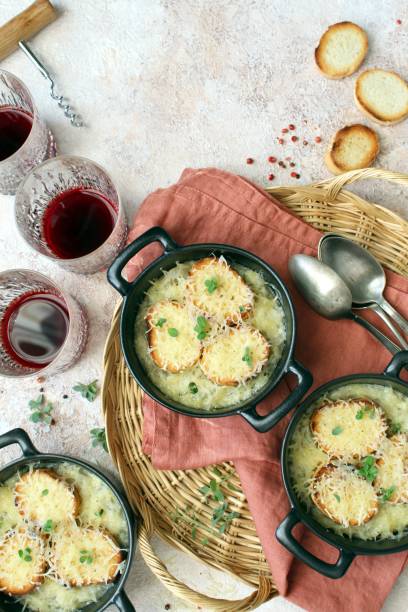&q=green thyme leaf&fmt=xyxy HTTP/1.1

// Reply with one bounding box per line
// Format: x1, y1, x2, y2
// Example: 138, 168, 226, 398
201, 537, 209, 545
239, 306, 245, 313
334, 493, 341, 502
381, 486, 396, 502
390, 422, 402, 435
212, 468, 223, 478
18, 549, 24, 559
155, 318, 166, 327
242, 347, 253, 367
358, 456, 378, 483
95, 508, 104, 517
168, 327, 179, 337
41, 489, 49, 496
43, 519, 53, 533
194, 316, 210, 340
28, 395, 54, 427
29, 395, 43, 410
188, 382, 198, 394
355, 410, 364, 420
332, 426, 343, 435
73, 379, 98, 402
205, 278, 218, 293
90, 428, 108, 453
